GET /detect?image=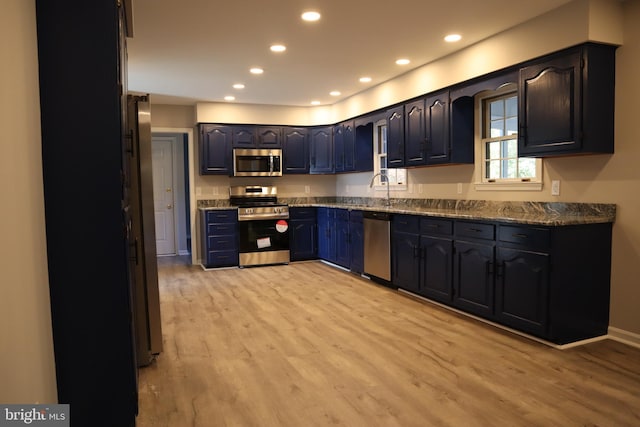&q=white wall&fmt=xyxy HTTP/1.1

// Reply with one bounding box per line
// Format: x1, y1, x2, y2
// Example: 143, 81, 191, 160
0, 1, 57, 403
